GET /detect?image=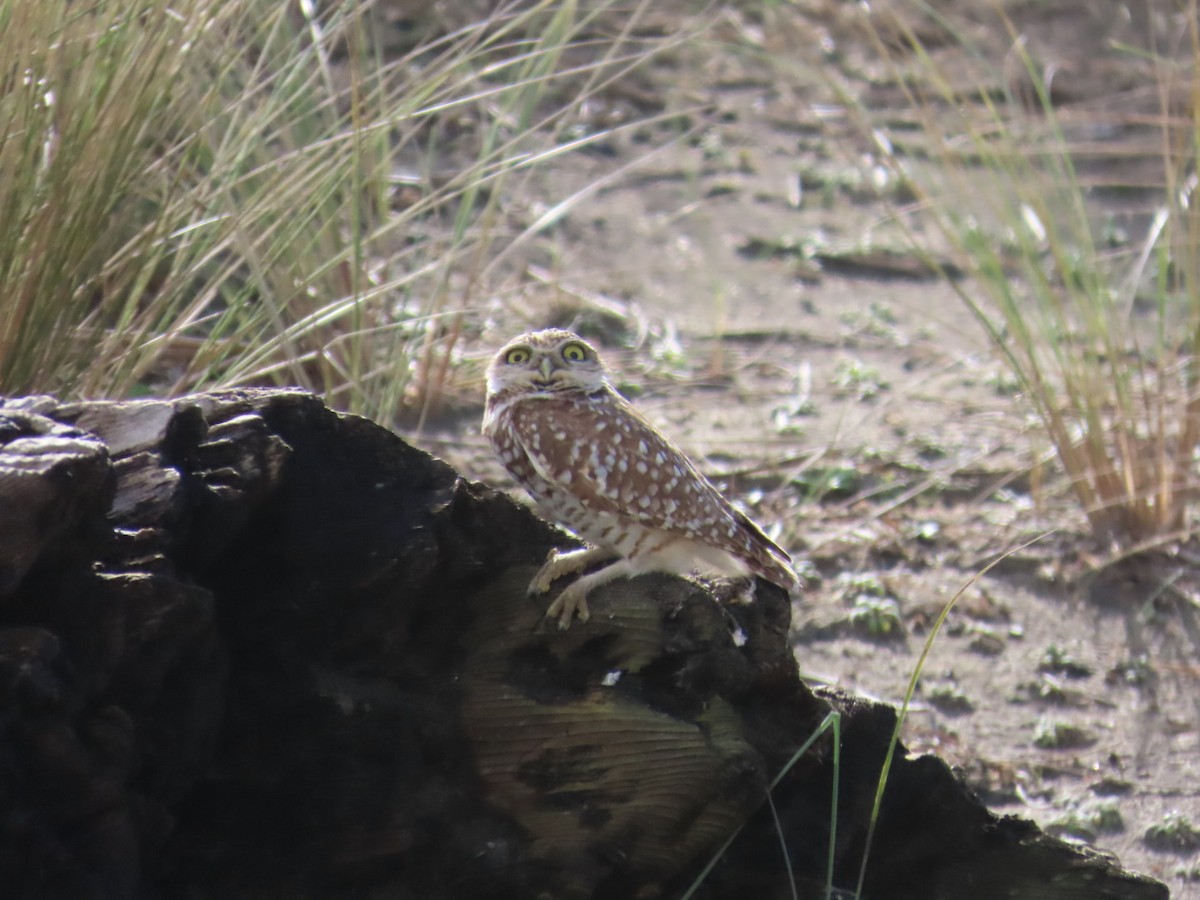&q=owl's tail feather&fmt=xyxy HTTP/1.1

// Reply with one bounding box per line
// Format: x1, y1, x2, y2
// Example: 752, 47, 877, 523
732, 509, 800, 594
